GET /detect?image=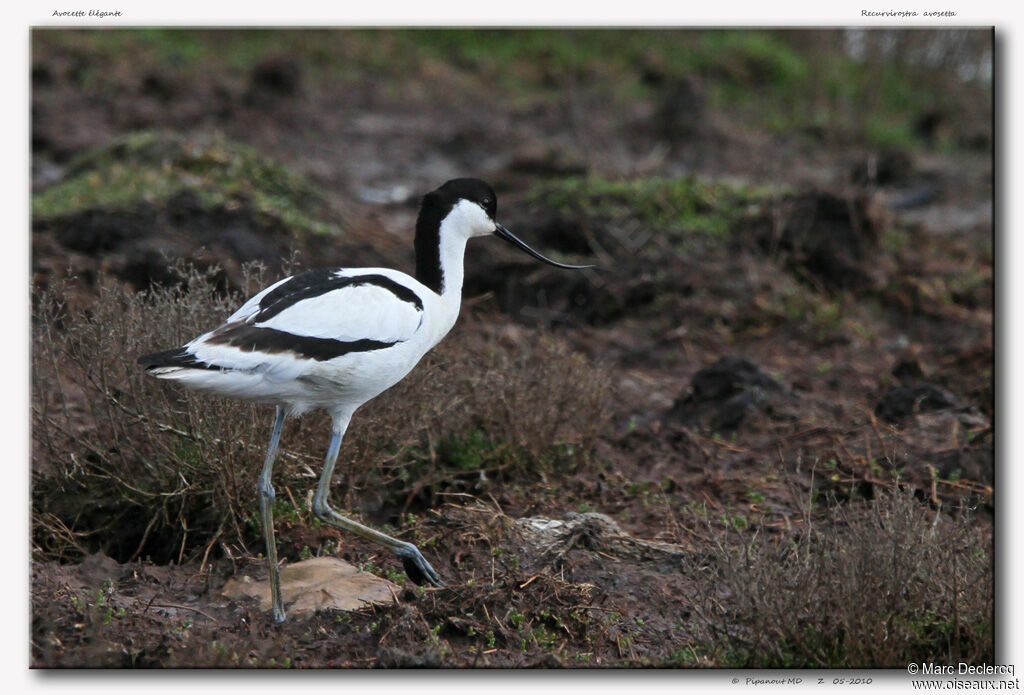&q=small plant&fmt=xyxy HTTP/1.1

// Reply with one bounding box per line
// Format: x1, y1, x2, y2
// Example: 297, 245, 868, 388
436, 429, 501, 471
744, 487, 765, 504
719, 512, 749, 532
